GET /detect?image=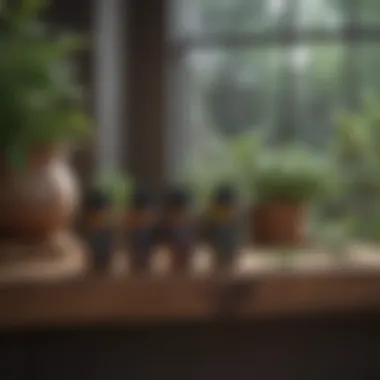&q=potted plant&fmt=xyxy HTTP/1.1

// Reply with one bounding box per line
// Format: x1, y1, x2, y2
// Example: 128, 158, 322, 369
0, 0, 89, 241
250, 145, 331, 246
